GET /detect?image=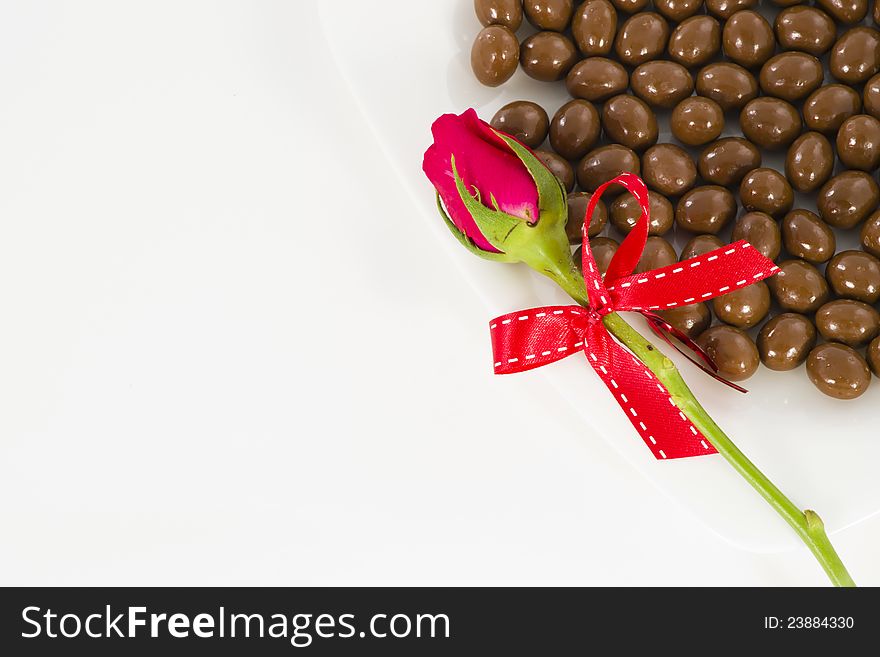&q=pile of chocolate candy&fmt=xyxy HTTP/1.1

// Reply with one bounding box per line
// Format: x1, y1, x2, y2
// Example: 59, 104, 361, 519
471, 0, 880, 399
